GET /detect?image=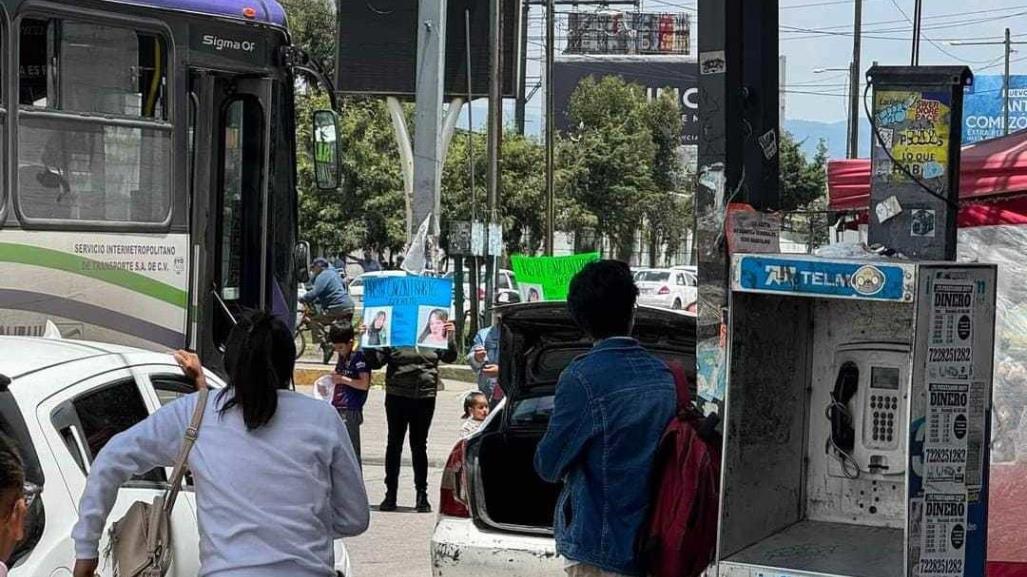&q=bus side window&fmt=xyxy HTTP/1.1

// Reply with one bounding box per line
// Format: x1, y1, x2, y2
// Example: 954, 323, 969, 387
16, 17, 172, 225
